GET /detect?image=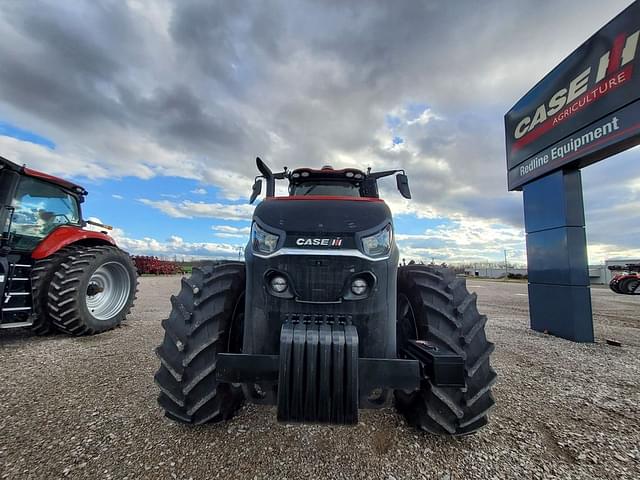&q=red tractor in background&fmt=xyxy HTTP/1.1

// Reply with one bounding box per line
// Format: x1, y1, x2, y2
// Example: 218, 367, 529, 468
0, 156, 137, 335
609, 264, 640, 295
